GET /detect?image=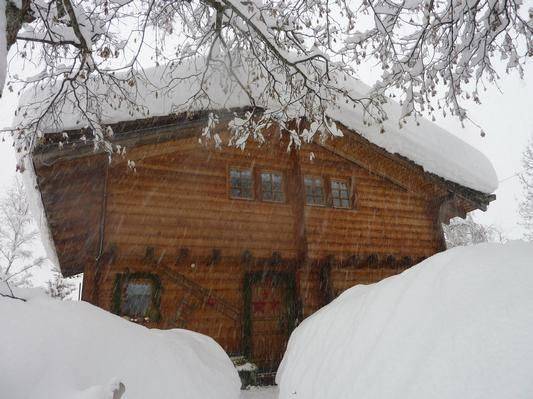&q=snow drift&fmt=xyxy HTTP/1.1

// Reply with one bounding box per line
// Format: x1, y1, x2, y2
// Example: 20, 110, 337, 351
0, 289, 241, 399
277, 241, 533, 399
